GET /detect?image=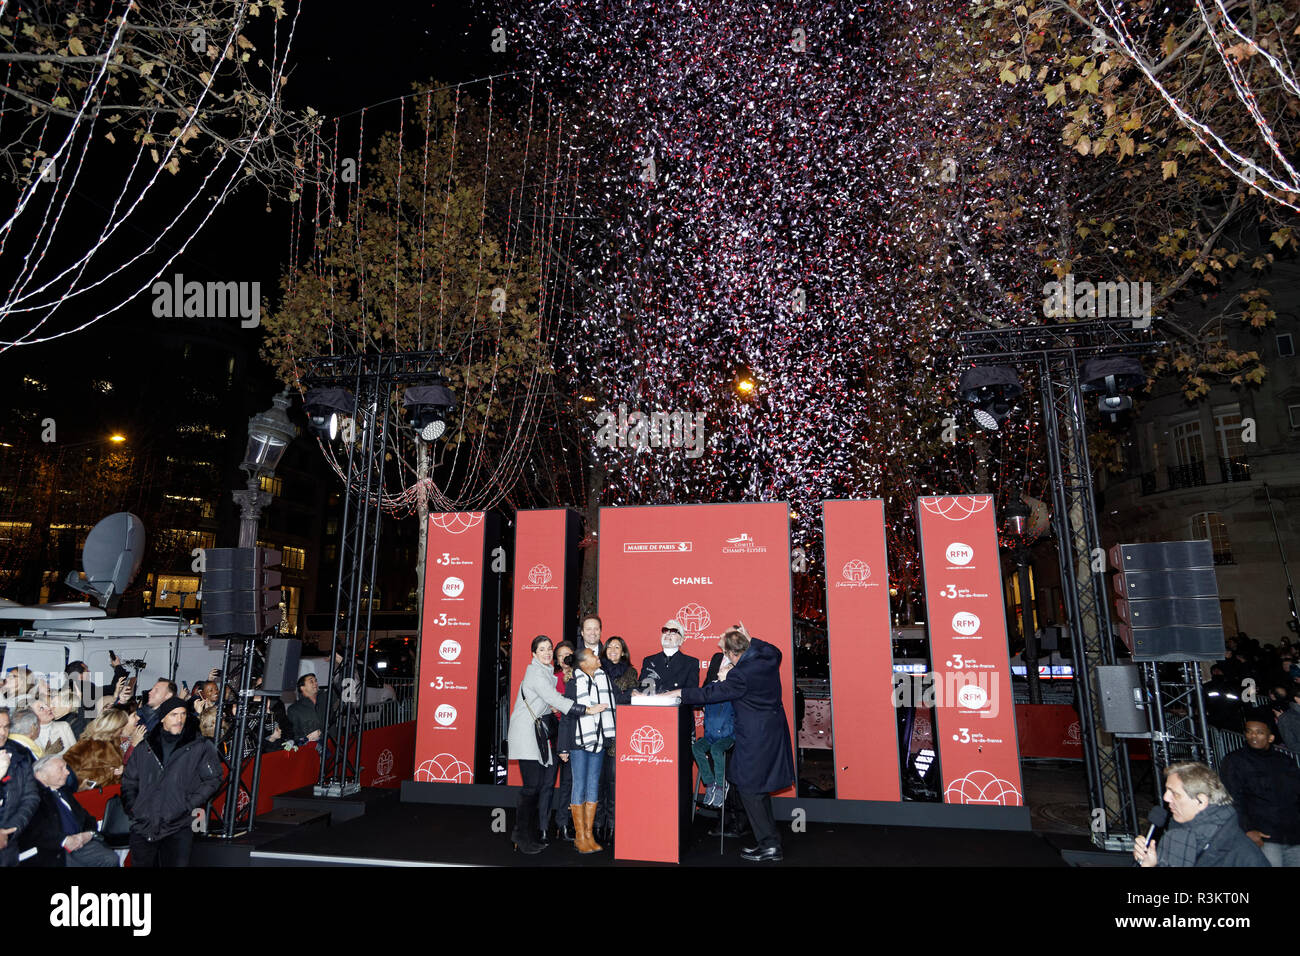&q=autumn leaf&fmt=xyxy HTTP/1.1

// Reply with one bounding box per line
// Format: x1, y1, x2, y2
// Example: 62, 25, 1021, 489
1161, 160, 1178, 179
